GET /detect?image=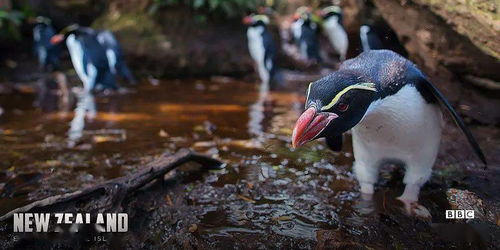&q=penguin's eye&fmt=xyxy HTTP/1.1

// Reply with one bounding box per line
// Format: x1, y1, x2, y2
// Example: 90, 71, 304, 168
337, 103, 349, 112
